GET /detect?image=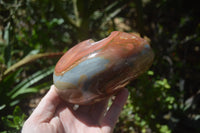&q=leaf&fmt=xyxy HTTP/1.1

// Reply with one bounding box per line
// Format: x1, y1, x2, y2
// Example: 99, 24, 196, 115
0, 69, 22, 107
0, 69, 22, 89
10, 100, 20, 107
13, 106, 22, 116
1, 117, 16, 129
147, 70, 154, 76
91, 1, 120, 22
8, 66, 54, 99
1, 106, 26, 131
3, 52, 63, 76
100, 4, 125, 28
3, 22, 11, 67
13, 116, 21, 128
4, 44, 11, 67
0, 104, 6, 111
